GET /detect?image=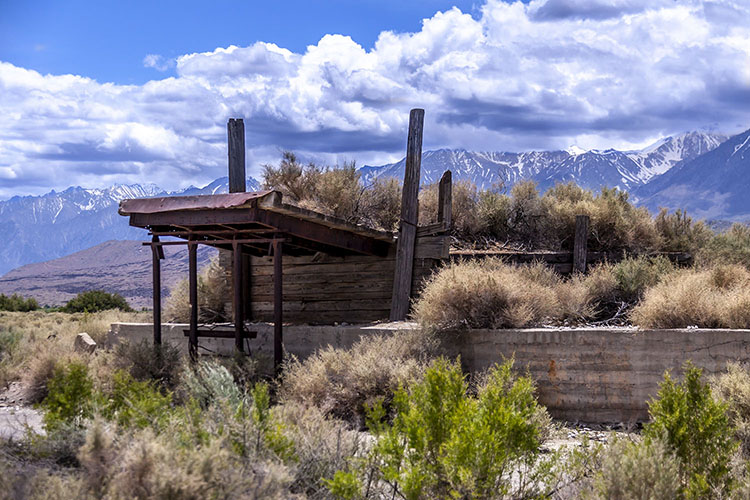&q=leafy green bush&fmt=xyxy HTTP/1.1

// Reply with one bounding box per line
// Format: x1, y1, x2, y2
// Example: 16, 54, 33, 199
0, 293, 39, 312
711, 363, 750, 458
645, 362, 738, 498
611, 255, 675, 303
100, 370, 173, 429
62, 290, 132, 313
42, 361, 94, 431
329, 358, 555, 499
